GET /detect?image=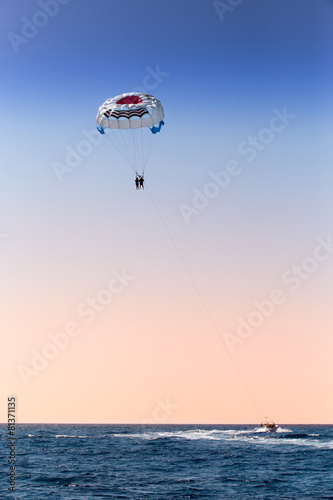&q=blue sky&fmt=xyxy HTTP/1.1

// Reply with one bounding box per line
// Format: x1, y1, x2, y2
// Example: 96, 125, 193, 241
2, 0, 332, 186
1, 0, 333, 423
2, 0, 332, 249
